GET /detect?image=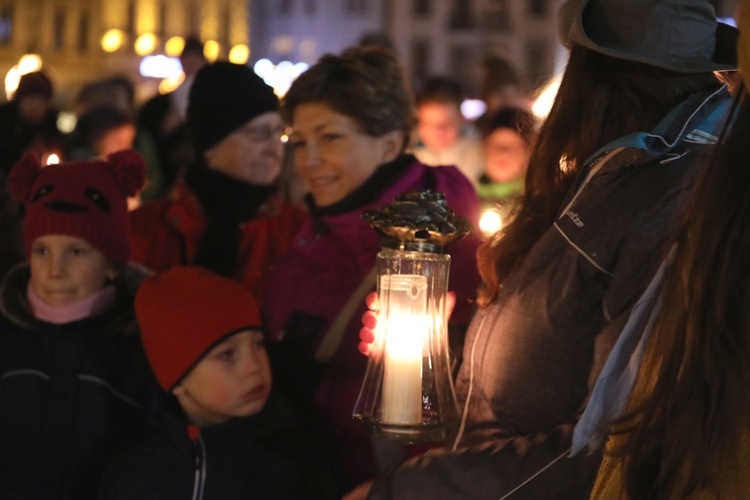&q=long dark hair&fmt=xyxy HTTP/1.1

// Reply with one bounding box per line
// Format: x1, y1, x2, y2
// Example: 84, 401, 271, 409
611, 90, 750, 498
476, 45, 721, 305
